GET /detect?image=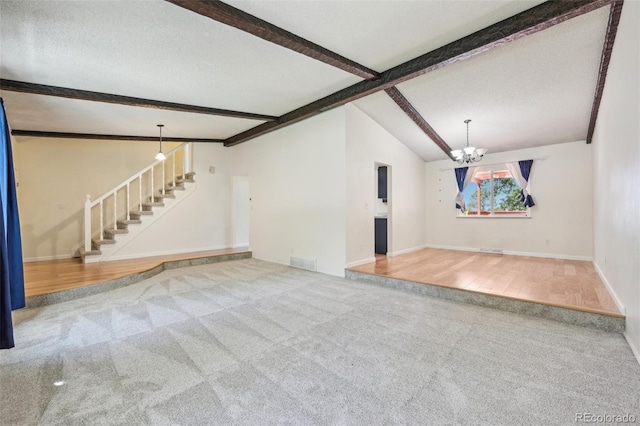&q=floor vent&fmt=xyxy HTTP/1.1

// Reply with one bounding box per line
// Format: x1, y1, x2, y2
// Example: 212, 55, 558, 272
290, 256, 317, 272
479, 247, 503, 255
